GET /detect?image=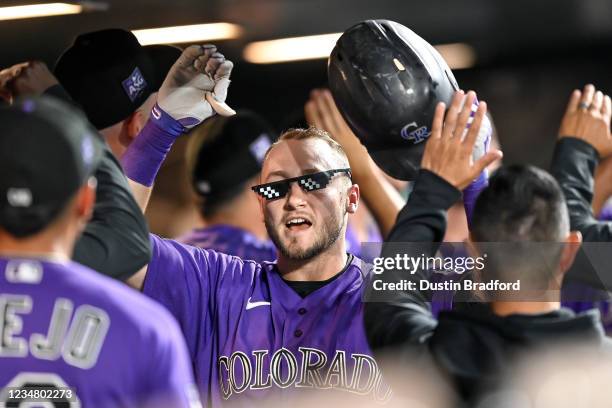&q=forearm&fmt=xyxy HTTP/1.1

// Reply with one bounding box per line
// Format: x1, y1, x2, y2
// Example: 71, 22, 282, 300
551, 137, 612, 241
352, 157, 405, 238
121, 105, 185, 213
365, 170, 460, 350
381, 170, 459, 305
127, 179, 153, 213
387, 170, 460, 244
592, 166, 612, 216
